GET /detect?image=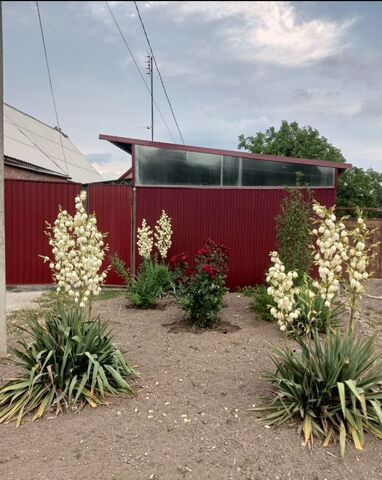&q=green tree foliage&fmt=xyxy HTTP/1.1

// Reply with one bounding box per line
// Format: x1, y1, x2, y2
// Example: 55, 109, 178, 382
238, 121, 345, 163
337, 167, 382, 216
276, 183, 313, 278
